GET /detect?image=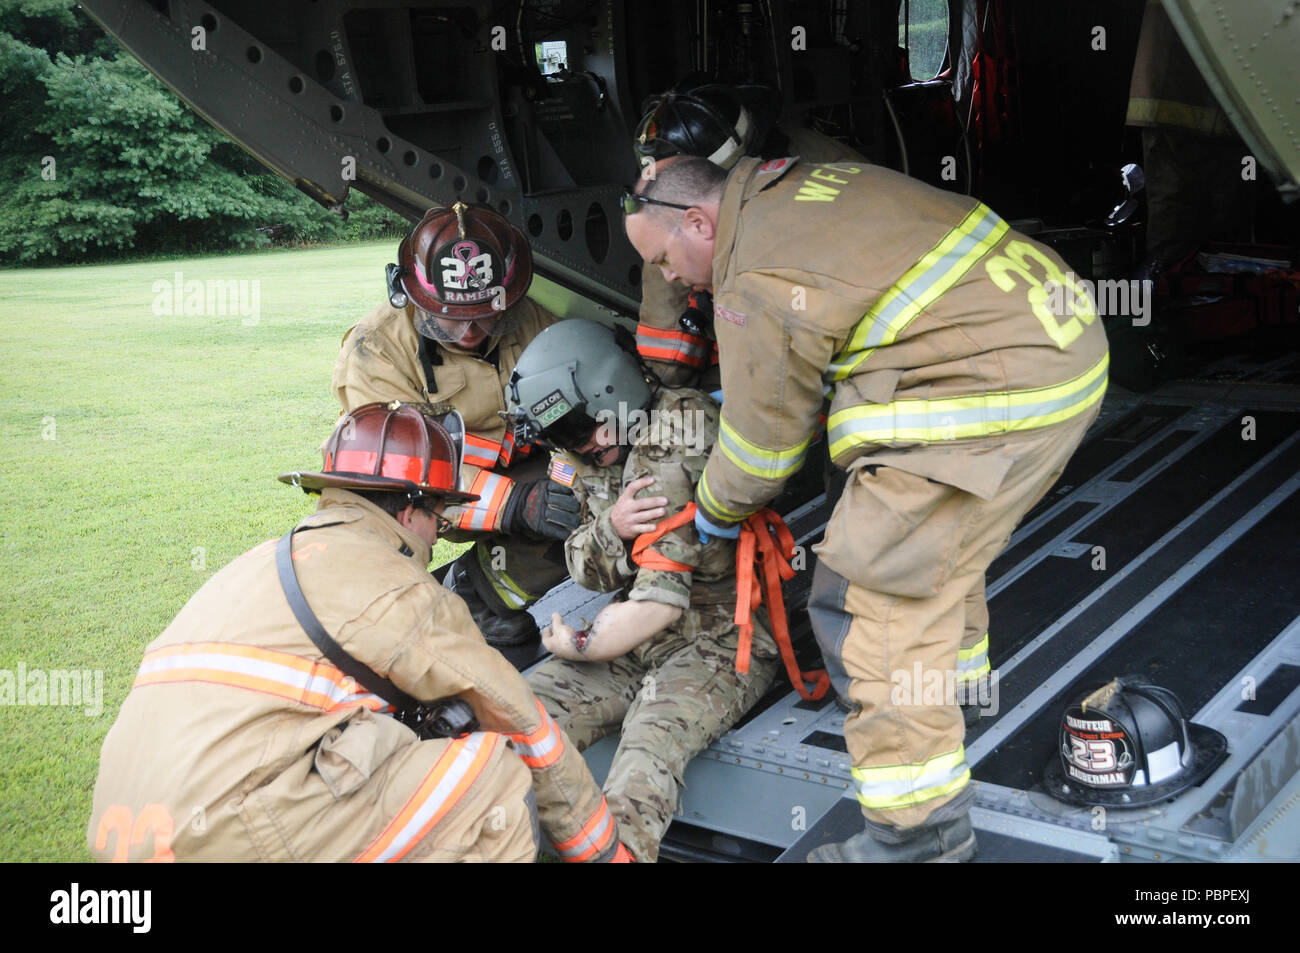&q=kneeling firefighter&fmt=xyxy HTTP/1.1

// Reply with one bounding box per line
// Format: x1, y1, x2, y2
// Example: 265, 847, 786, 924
88, 403, 628, 862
